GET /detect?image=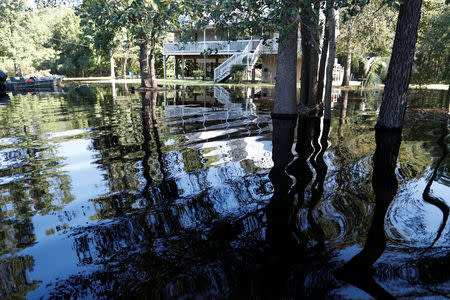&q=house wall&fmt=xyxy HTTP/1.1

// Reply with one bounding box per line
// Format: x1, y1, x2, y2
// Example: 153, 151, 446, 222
261, 55, 301, 84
